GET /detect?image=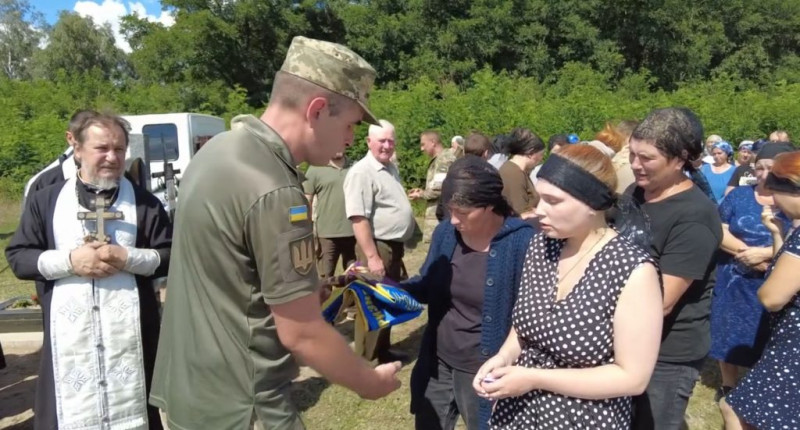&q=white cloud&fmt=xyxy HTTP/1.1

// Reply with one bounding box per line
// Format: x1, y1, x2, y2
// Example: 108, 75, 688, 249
73, 0, 175, 53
